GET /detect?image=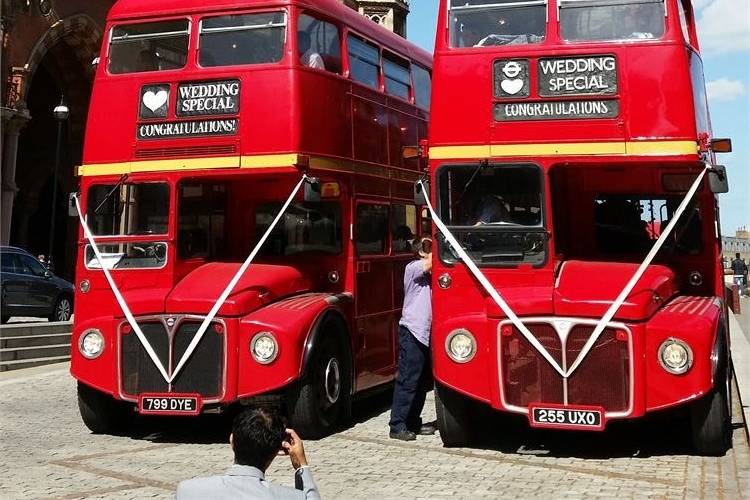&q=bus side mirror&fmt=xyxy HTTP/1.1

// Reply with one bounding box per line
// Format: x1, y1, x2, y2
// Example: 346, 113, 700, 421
304, 177, 321, 202
709, 165, 729, 194
711, 138, 732, 153
68, 193, 79, 217
414, 179, 430, 206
